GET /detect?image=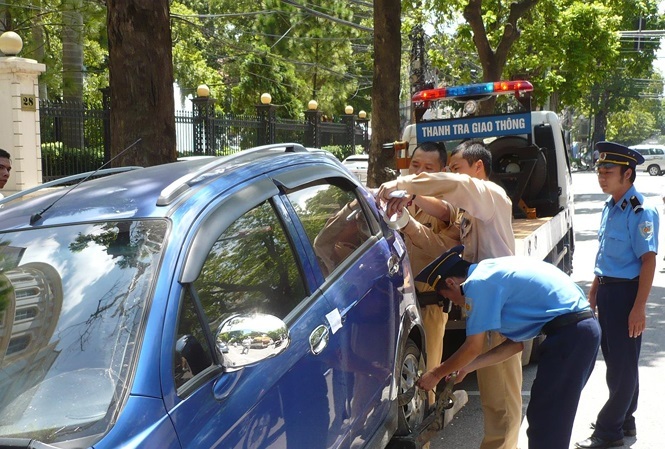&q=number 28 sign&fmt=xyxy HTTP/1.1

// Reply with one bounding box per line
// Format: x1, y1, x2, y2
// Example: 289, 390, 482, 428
21, 94, 36, 111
